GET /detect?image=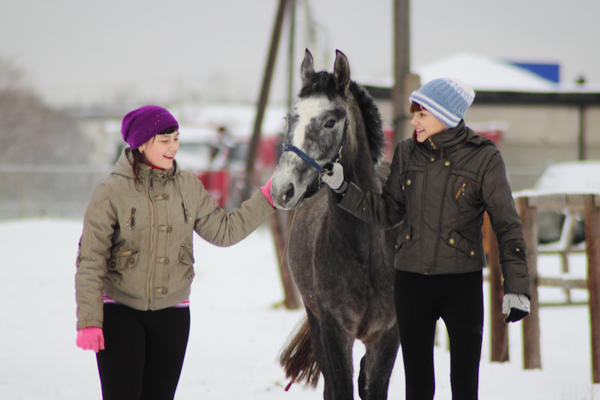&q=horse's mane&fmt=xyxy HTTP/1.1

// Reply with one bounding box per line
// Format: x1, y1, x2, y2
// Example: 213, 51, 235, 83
299, 71, 385, 163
